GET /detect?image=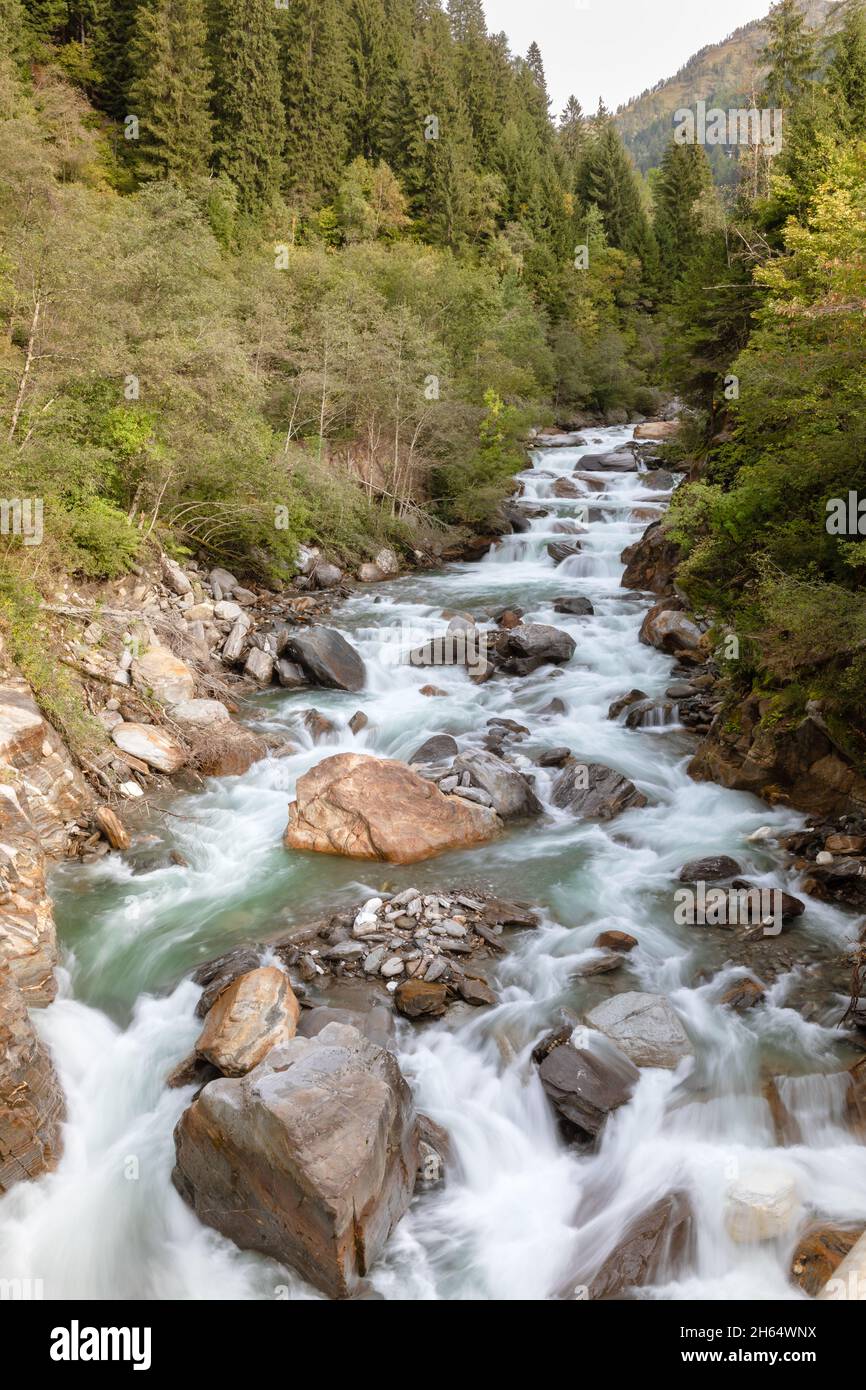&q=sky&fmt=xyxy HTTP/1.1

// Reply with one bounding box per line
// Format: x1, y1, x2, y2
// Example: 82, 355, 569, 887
481, 0, 775, 116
